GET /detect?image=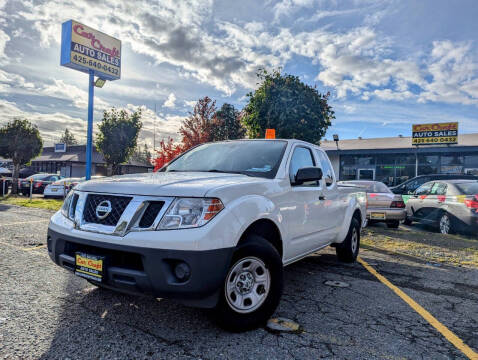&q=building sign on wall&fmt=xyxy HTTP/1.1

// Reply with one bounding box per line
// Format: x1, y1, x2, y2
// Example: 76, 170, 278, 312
61, 20, 121, 80
412, 122, 458, 145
